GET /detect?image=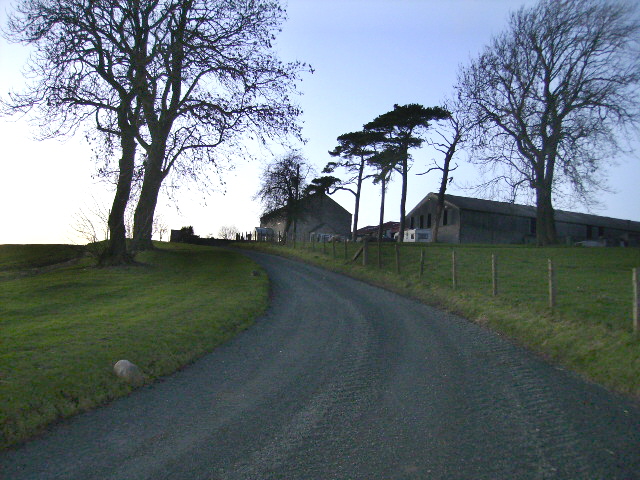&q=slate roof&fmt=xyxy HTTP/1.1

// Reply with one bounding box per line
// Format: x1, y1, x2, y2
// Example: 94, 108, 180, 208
260, 192, 350, 222
408, 193, 640, 232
